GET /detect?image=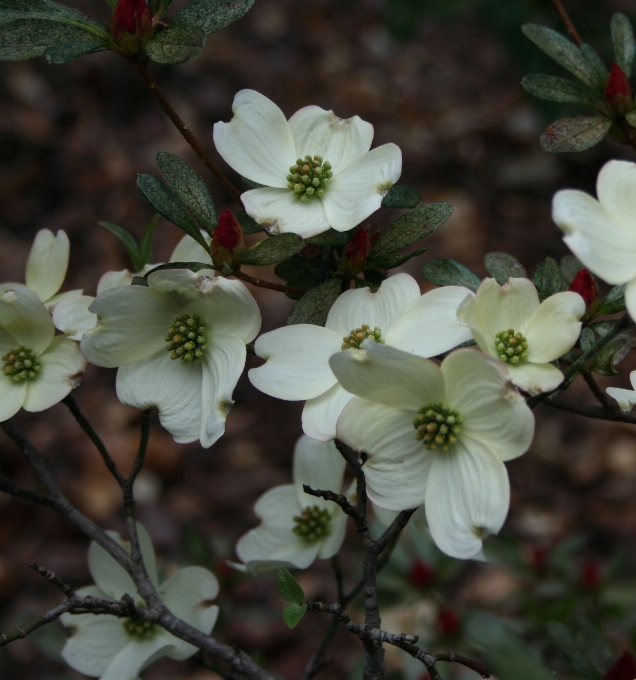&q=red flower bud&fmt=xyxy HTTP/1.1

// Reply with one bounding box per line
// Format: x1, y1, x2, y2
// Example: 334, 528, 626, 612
409, 559, 435, 588
340, 227, 372, 277
527, 544, 549, 571
569, 269, 597, 311
579, 559, 603, 590
112, 0, 152, 41
436, 608, 461, 638
210, 210, 244, 276
606, 63, 633, 113
605, 651, 636, 680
